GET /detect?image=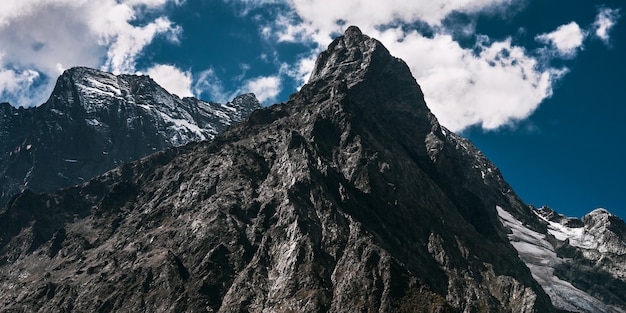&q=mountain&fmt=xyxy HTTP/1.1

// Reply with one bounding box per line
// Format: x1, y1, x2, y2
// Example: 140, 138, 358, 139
0, 26, 624, 312
0, 67, 260, 207
498, 205, 626, 312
